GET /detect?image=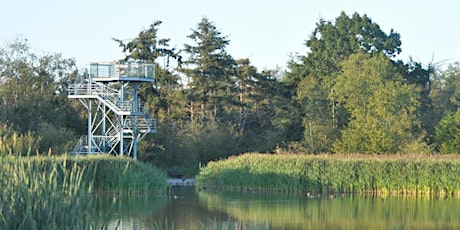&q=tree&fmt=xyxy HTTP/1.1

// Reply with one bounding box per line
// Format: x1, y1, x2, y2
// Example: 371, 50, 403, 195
0, 38, 81, 153
113, 20, 178, 63
180, 17, 236, 123
140, 67, 187, 122
113, 21, 184, 121
235, 58, 256, 133
430, 63, 460, 119
435, 110, 460, 153
390, 59, 433, 146
304, 11, 401, 77
297, 75, 338, 153
234, 59, 281, 135
432, 62, 460, 152
289, 11, 403, 153
233, 61, 294, 151
331, 52, 420, 153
